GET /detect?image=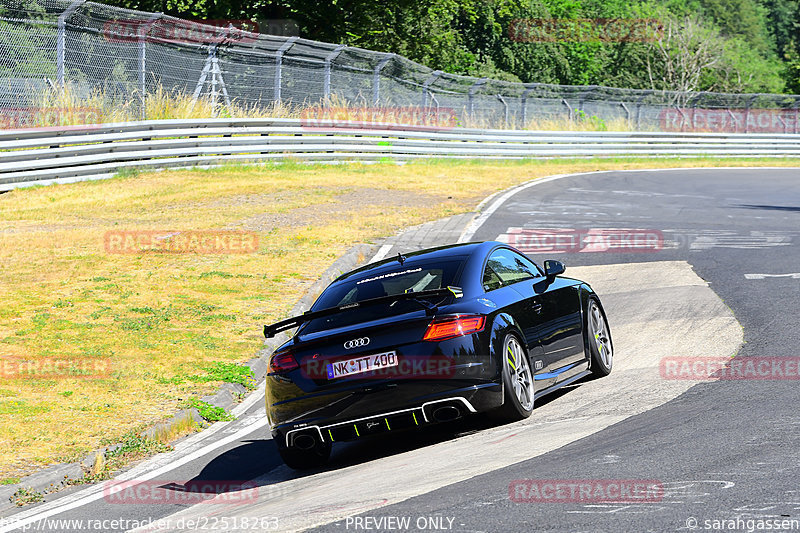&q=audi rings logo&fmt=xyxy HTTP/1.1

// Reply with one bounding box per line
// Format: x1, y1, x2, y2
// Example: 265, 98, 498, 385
344, 337, 370, 350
